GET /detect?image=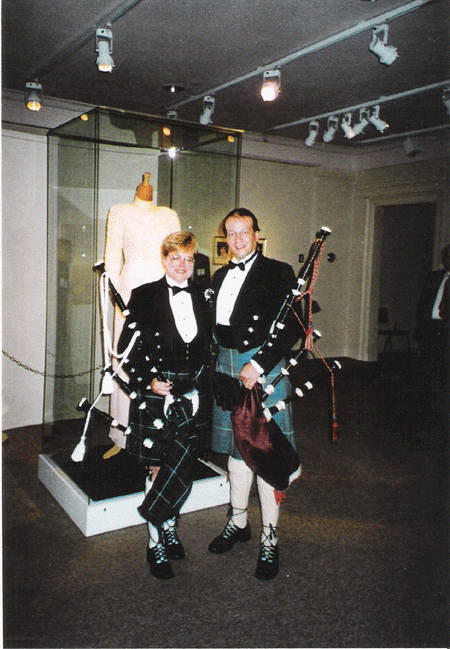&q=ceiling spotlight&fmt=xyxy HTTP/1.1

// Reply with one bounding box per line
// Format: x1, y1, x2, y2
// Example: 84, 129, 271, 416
368, 105, 388, 132
323, 116, 339, 142
443, 87, 450, 116
352, 108, 370, 136
403, 136, 420, 157
25, 81, 42, 111
96, 28, 114, 72
260, 70, 281, 102
199, 95, 215, 125
167, 109, 178, 119
369, 24, 398, 65
341, 113, 356, 139
305, 120, 319, 147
